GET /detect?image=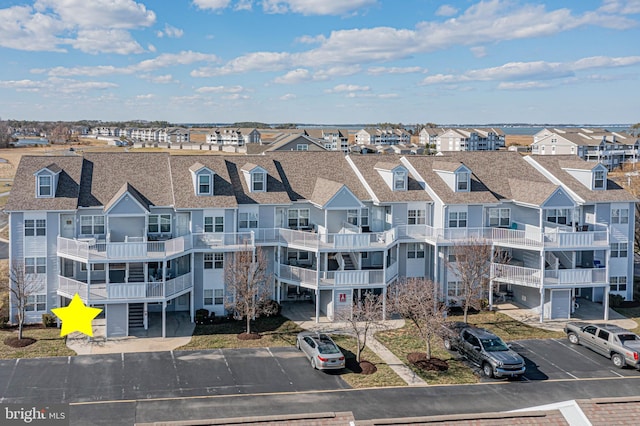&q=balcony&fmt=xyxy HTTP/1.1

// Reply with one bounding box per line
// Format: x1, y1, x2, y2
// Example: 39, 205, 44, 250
255, 228, 396, 251
57, 272, 192, 302
491, 222, 608, 250
57, 236, 192, 261
277, 263, 397, 289
491, 263, 607, 289
192, 232, 254, 250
